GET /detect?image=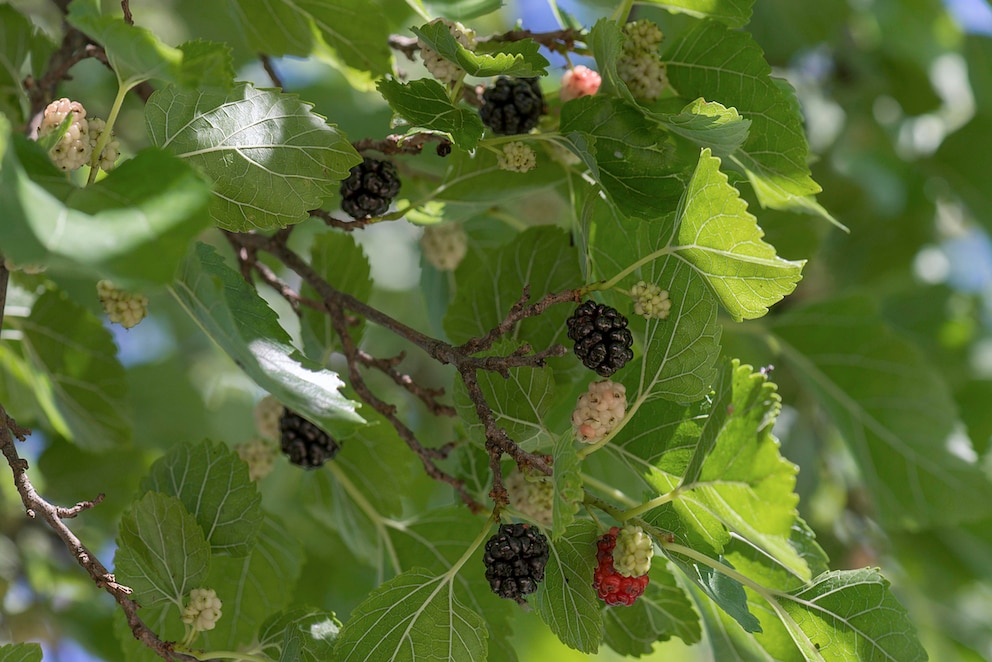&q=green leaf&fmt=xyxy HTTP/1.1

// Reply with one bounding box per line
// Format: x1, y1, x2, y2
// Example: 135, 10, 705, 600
172, 242, 364, 435
0, 643, 43, 662
114, 491, 211, 610
145, 82, 361, 231
140, 439, 263, 557
669, 553, 762, 633
300, 232, 372, 363
444, 226, 582, 352
771, 295, 992, 528
587, 194, 721, 402
424, 0, 502, 20
258, 607, 341, 662
202, 517, 305, 651
432, 147, 568, 205
602, 557, 701, 655
0, 130, 212, 285
664, 20, 833, 223
228, 0, 392, 75
656, 98, 752, 159
377, 78, 485, 150
0, 6, 51, 124
67, 0, 181, 86
641, 0, 754, 27
687, 581, 776, 661
411, 22, 549, 77
333, 567, 488, 661
16, 289, 130, 450
532, 520, 602, 653
674, 149, 804, 321
550, 433, 583, 539
176, 40, 235, 89
779, 569, 927, 662
561, 96, 691, 219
